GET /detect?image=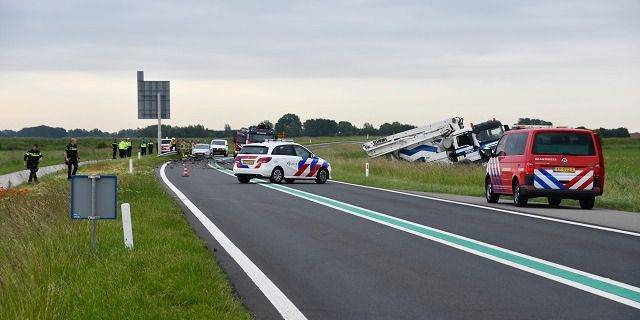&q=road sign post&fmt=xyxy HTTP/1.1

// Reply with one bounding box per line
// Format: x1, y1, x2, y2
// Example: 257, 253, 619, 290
70, 175, 118, 250
137, 71, 170, 155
